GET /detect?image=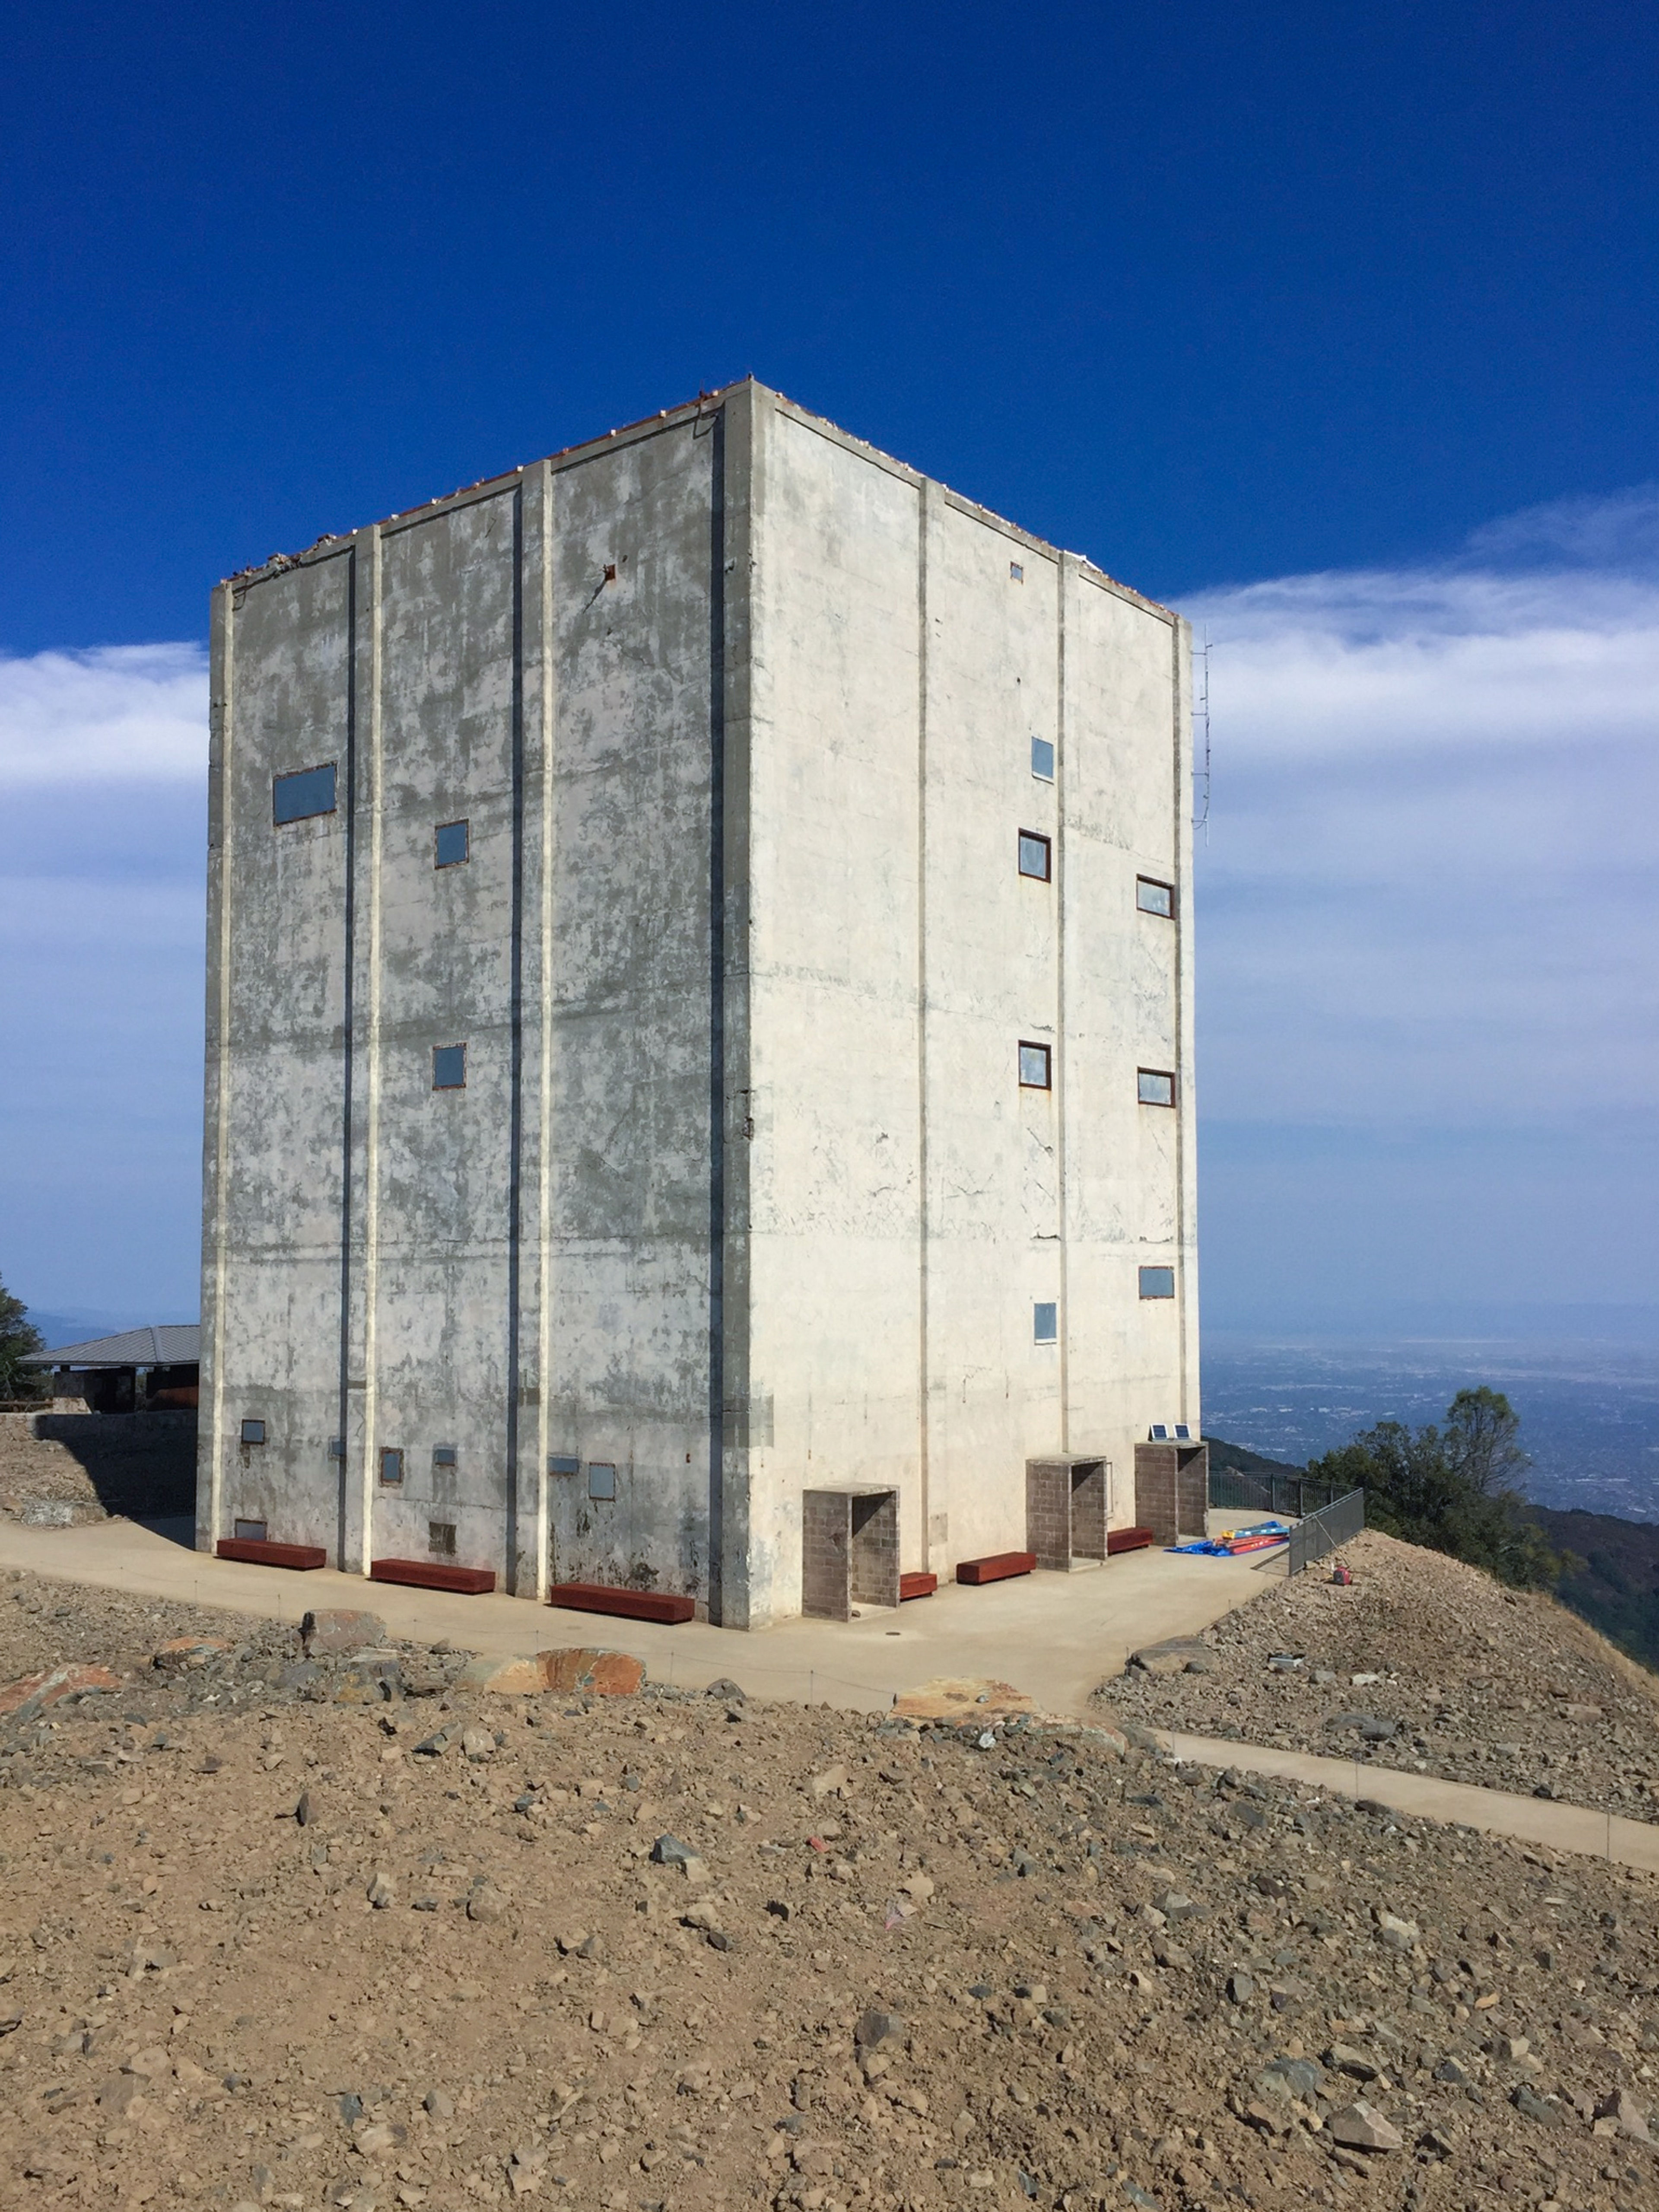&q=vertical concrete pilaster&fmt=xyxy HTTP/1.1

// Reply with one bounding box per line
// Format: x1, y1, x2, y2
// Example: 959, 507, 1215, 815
197, 581, 235, 1555
345, 524, 385, 1577
1172, 617, 1199, 1432
523, 459, 557, 1600
712, 384, 758, 1626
